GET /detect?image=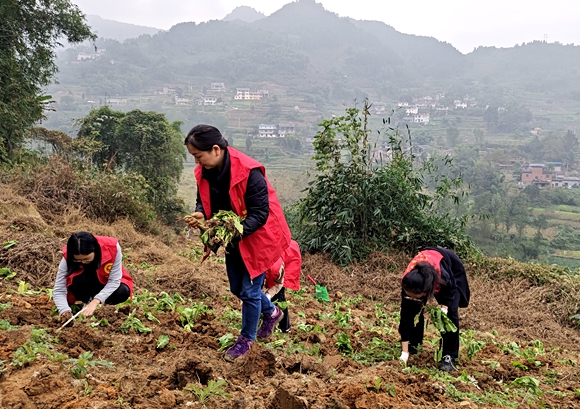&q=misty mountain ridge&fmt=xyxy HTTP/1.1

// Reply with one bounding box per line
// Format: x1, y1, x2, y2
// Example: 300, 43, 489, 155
56, 0, 580, 101
85, 15, 161, 42
222, 6, 265, 23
